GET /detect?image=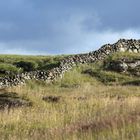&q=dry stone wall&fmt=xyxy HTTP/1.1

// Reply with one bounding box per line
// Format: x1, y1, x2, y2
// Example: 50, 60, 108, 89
0, 39, 140, 89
